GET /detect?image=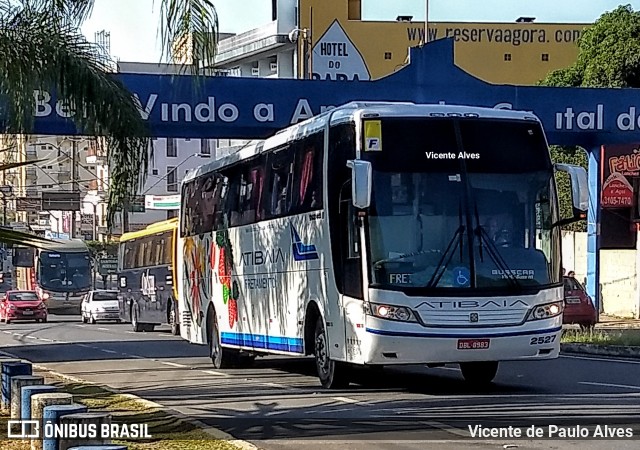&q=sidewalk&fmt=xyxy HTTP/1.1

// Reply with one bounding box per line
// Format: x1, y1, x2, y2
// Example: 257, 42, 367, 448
596, 313, 640, 329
